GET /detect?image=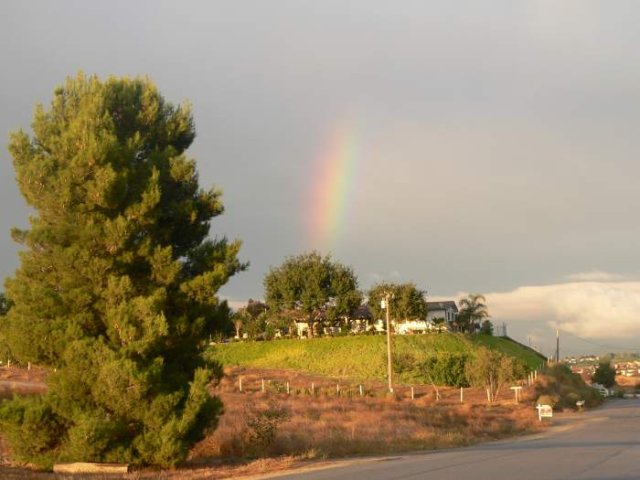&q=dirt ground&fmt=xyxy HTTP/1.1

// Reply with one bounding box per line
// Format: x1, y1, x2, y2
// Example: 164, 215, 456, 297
0, 366, 545, 479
